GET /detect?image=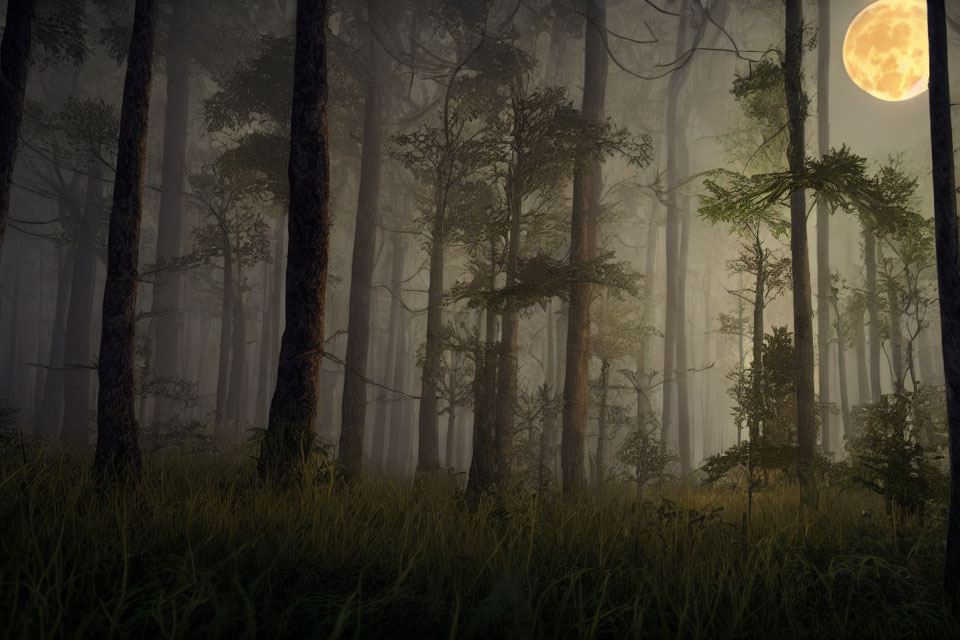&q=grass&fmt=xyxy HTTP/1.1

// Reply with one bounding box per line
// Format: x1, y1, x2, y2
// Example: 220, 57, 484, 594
0, 447, 956, 639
